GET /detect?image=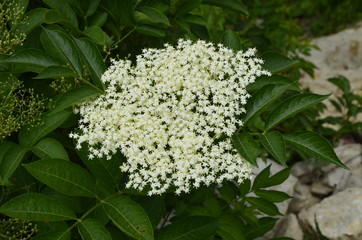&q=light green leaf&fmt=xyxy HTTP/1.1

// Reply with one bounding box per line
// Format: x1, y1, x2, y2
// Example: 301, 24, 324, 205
134, 7, 170, 27
74, 38, 106, 90
264, 93, 330, 131
102, 195, 153, 240
1, 49, 60, 73
260, 131, 286, 166
221, 30, 241, 51
82, 26, 106, 45
34, 66, 77, 79
41, 28, 82, 76
136, 25, 165, 37
16, 8, 47, 34
327, 76, 351, 94
246, 197, 281, 216
202, 0, 248, 15
43, 0, 78, 27
0, 193, 77, 221
284, 131, 348, 169
50, 86, 101, 114
78, 218, 112, 240
261, 52, 298, 73
24, 158, 96, 197
254, 189, 291, 203
231, 132, 260, 167
157, 216, 218, 240
18, 110, 71, 147
216, 214, 245, 240
32, 138, 69, 160
243, 83, 290, 124
0, 144, 27, 185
